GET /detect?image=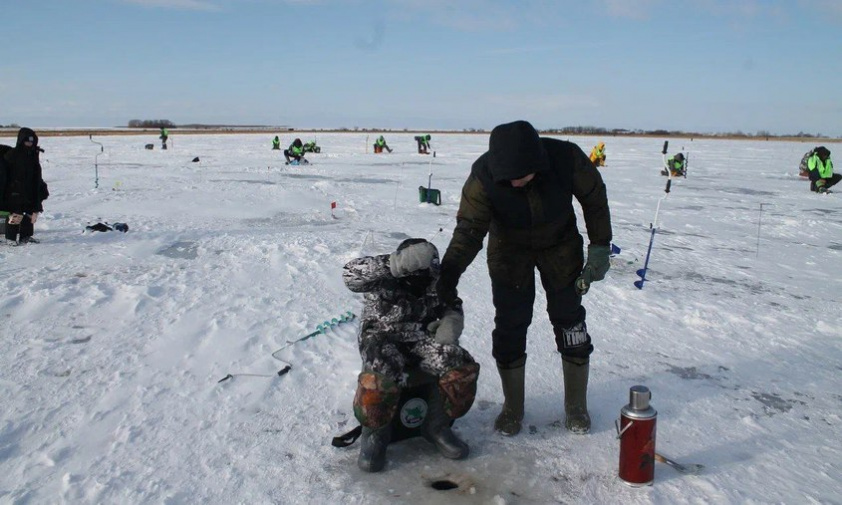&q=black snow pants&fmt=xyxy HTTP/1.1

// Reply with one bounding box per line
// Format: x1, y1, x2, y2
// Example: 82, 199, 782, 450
490, 268, 592, 366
